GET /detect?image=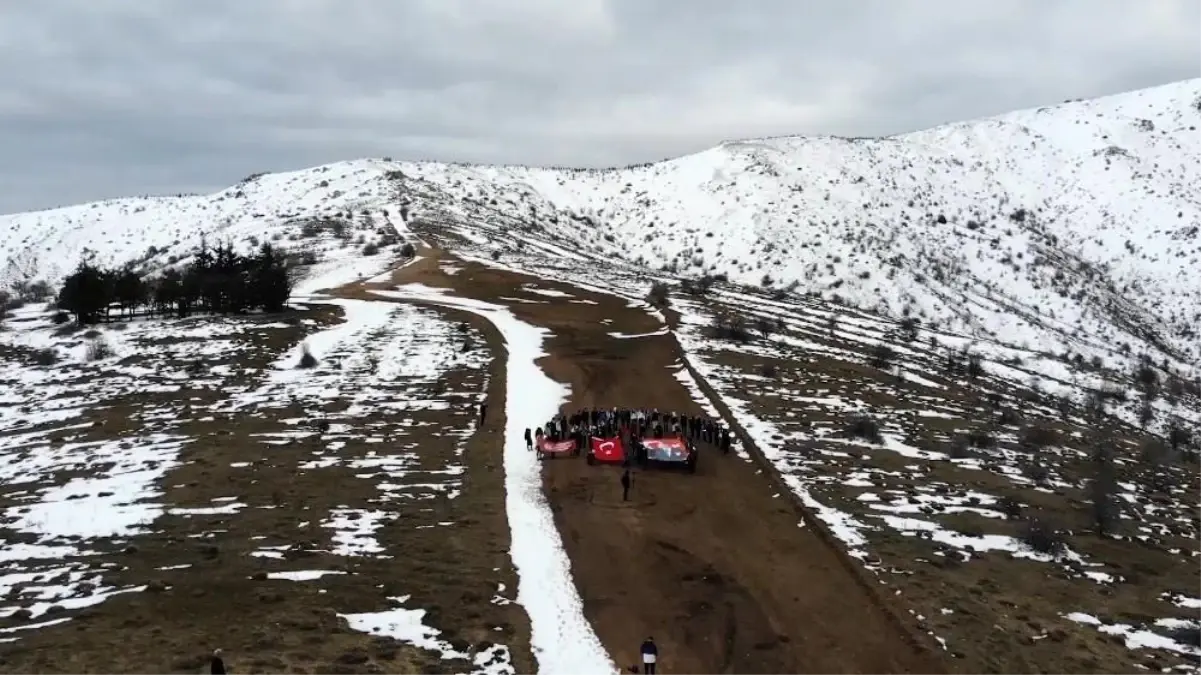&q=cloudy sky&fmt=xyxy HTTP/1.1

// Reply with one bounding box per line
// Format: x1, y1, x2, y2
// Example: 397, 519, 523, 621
1, 0, 1197, 213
